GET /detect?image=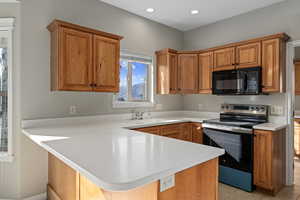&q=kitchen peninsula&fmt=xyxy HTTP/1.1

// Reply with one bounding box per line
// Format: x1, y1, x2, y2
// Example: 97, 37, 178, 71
22, 113, 225, 200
